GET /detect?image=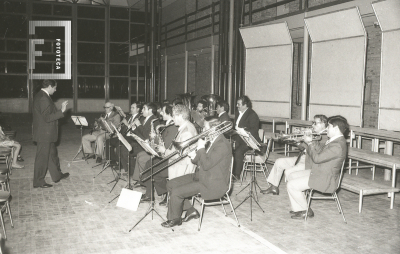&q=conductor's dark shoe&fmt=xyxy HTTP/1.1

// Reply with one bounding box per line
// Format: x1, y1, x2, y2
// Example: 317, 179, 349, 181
291, 208, 314, 219
159, 195, 168, 206
34, 183, 53, 188
161, 218, 182, 228
182, 209, 200, 223
96, 157, 102, 163
17, 156, 24, 162
140, 195, 152, 202
83, 154, 95, 160
260, 185, 279, 195
54, 173, 70, 183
